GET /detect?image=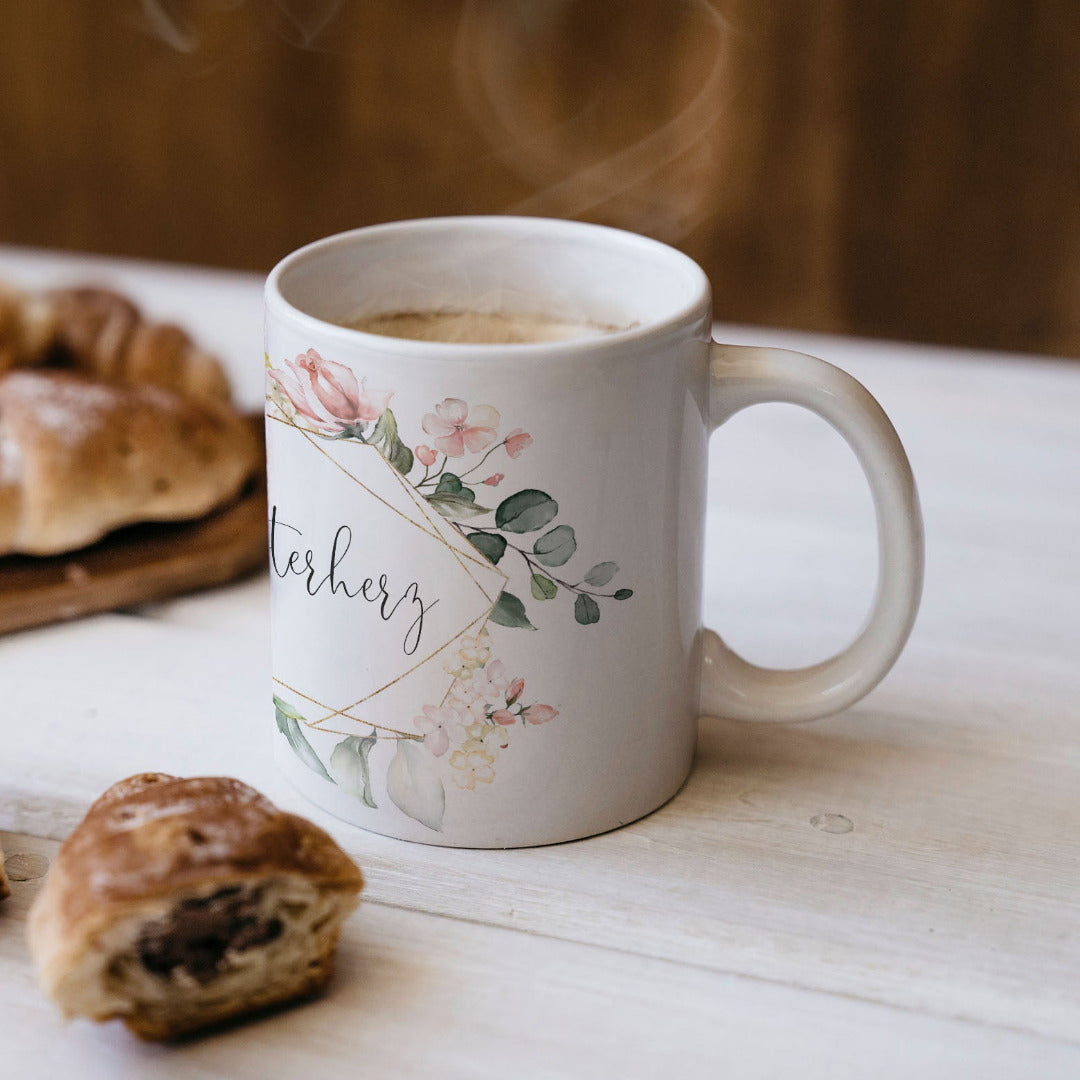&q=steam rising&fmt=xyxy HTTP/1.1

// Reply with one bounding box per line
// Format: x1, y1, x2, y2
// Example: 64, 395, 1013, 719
137, 0, 343, 53
454, 0, 730, 242
138, 0, 202, 53
271, 0, 342, 49
137, 0, 729, 242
